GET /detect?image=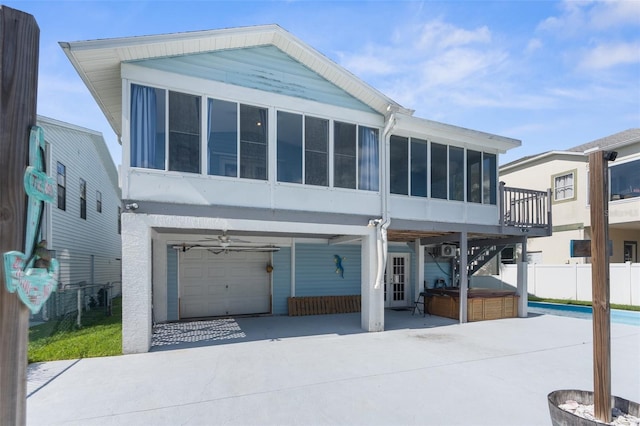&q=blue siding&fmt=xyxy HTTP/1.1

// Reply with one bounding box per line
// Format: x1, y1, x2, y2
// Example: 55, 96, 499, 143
166, 246, 179, 321
425, 256, 453, 288
131, 46, 376, 114
295, 244, 361, 297
272, 247, 291, 315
